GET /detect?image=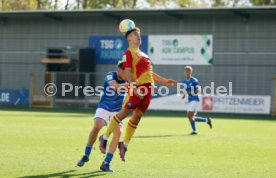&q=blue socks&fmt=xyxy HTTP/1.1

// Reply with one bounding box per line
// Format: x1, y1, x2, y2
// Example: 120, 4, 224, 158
84, 145, 93, 157
84, 145, 114, 164
190, 120, 196, 132
104, 152, 114, 164
189, 117, 208, 132
195, 117, 207, 122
